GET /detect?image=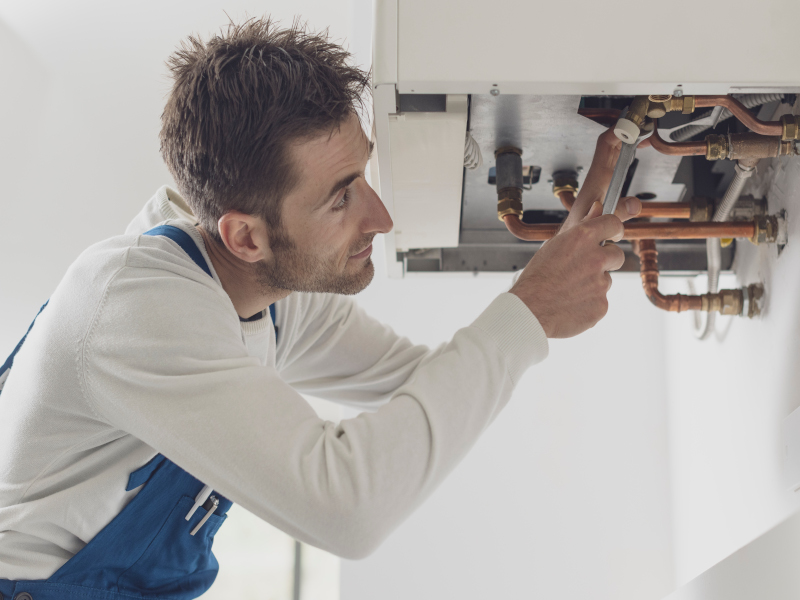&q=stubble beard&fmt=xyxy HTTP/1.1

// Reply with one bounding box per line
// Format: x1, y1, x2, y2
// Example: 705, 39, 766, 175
255, 227, 376, 296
